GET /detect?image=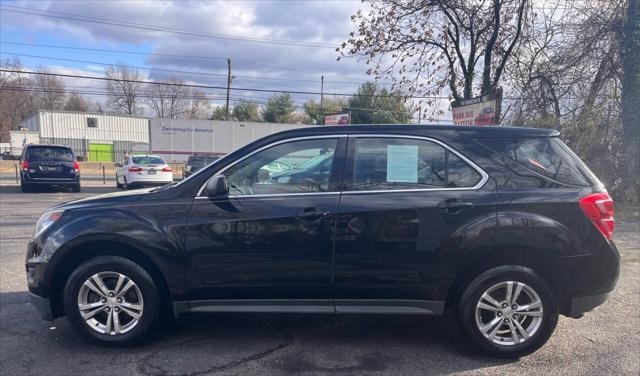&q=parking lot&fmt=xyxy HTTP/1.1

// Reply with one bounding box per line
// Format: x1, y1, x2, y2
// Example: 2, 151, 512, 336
1, 183, 638, 376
